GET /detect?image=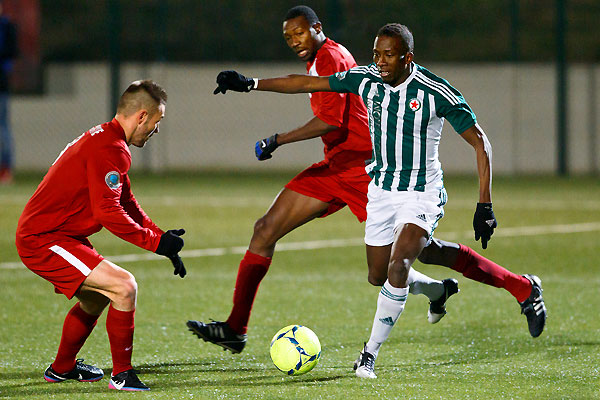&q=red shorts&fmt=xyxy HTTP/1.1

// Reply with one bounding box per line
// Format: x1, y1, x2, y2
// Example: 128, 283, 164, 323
285, 161, 370, 222
16, 234, 104, 299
